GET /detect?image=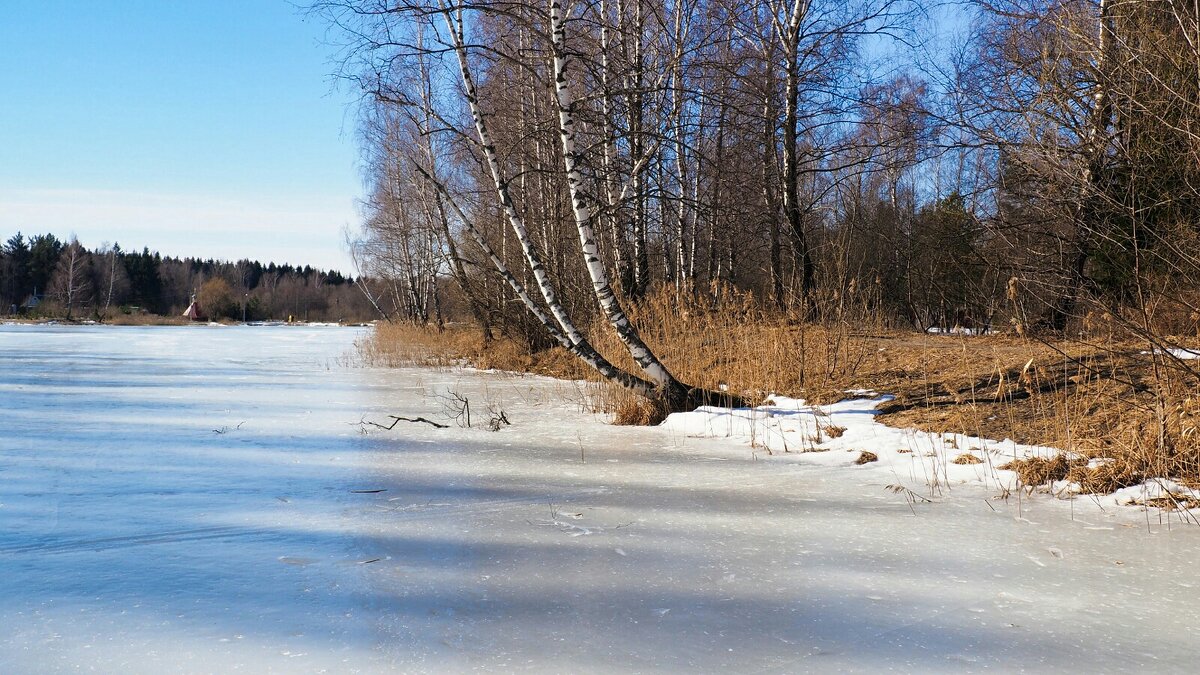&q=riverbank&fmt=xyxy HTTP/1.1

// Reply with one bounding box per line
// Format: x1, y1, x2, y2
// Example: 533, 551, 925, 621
365, 319, 1200, 511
